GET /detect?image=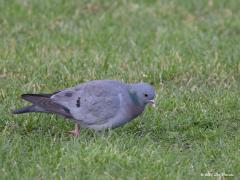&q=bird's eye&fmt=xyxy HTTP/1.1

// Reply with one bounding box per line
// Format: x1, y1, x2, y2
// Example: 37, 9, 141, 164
144, 93, 148, 97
